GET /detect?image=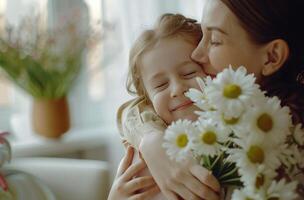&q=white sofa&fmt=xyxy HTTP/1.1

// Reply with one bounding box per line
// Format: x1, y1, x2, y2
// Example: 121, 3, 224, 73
5, 157, 110, 200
